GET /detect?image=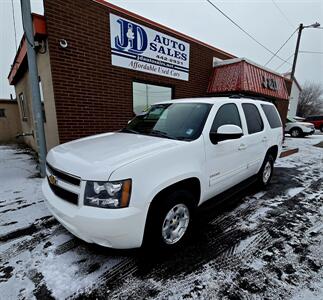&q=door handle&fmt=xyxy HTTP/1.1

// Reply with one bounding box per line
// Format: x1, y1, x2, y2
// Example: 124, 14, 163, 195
262, 137, 268, 142
238, 144, 247, 151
